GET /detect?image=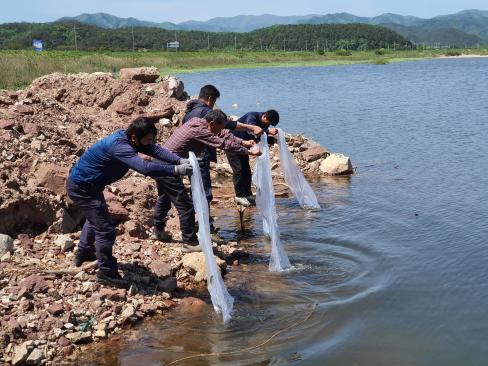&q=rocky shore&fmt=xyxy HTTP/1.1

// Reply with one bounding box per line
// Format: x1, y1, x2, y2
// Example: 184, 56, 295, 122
0, 67, 352, 365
